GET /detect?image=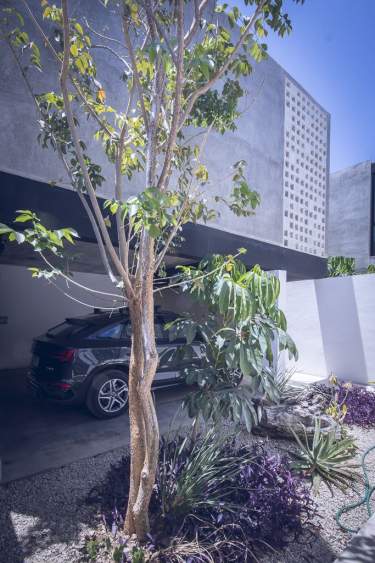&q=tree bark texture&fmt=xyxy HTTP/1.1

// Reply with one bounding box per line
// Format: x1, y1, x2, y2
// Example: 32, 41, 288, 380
124, 232, 160, 539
